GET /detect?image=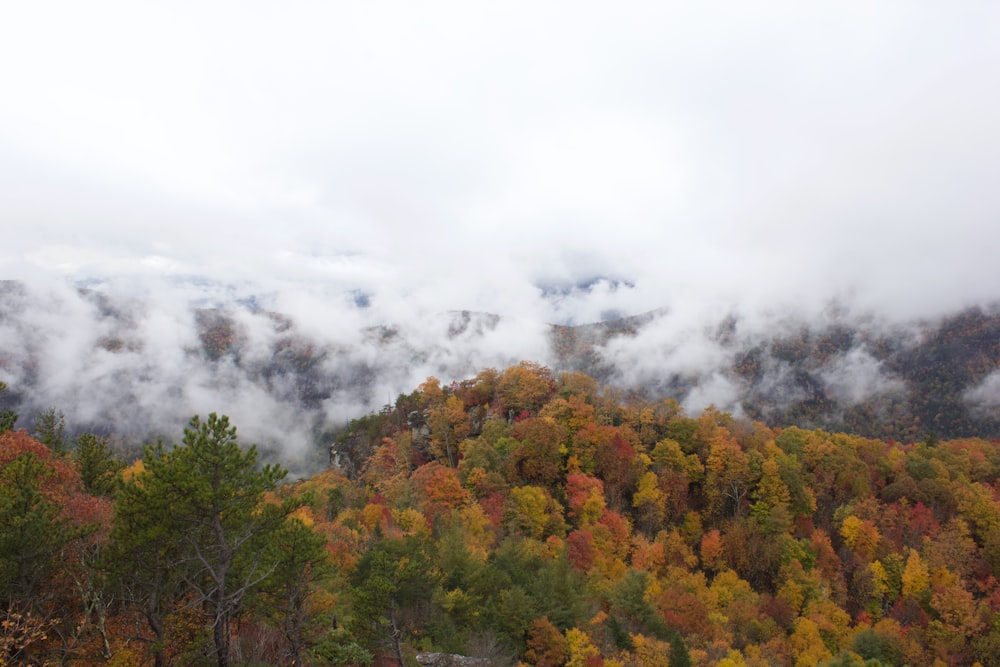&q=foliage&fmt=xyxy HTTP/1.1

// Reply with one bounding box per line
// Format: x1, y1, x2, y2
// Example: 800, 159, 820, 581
0, 603, 53, 665
32, 407, 67, 453
0, 452, 68, 601
108, 414, 303, 667
8, 364, 1000, 665
0, 383, 16, 434
309, 627, 373, 666
74, 433, 125, 497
